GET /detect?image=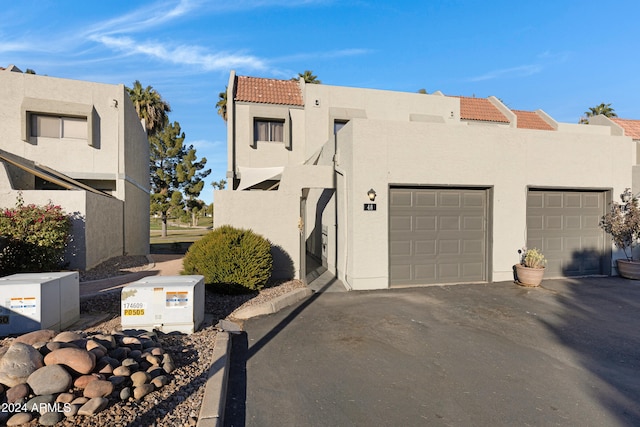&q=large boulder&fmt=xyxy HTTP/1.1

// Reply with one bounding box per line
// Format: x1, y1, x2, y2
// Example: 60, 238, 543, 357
44, 347, 96, 375
0, 342, 44, 387
27, 364, 72, 395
